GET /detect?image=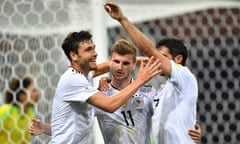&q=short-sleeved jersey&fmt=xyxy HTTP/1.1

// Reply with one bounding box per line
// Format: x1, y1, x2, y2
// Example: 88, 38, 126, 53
50, 68, 99, 144
152, 61, 198, 144
0, 104, 35, 144
96, 83, 156, 144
